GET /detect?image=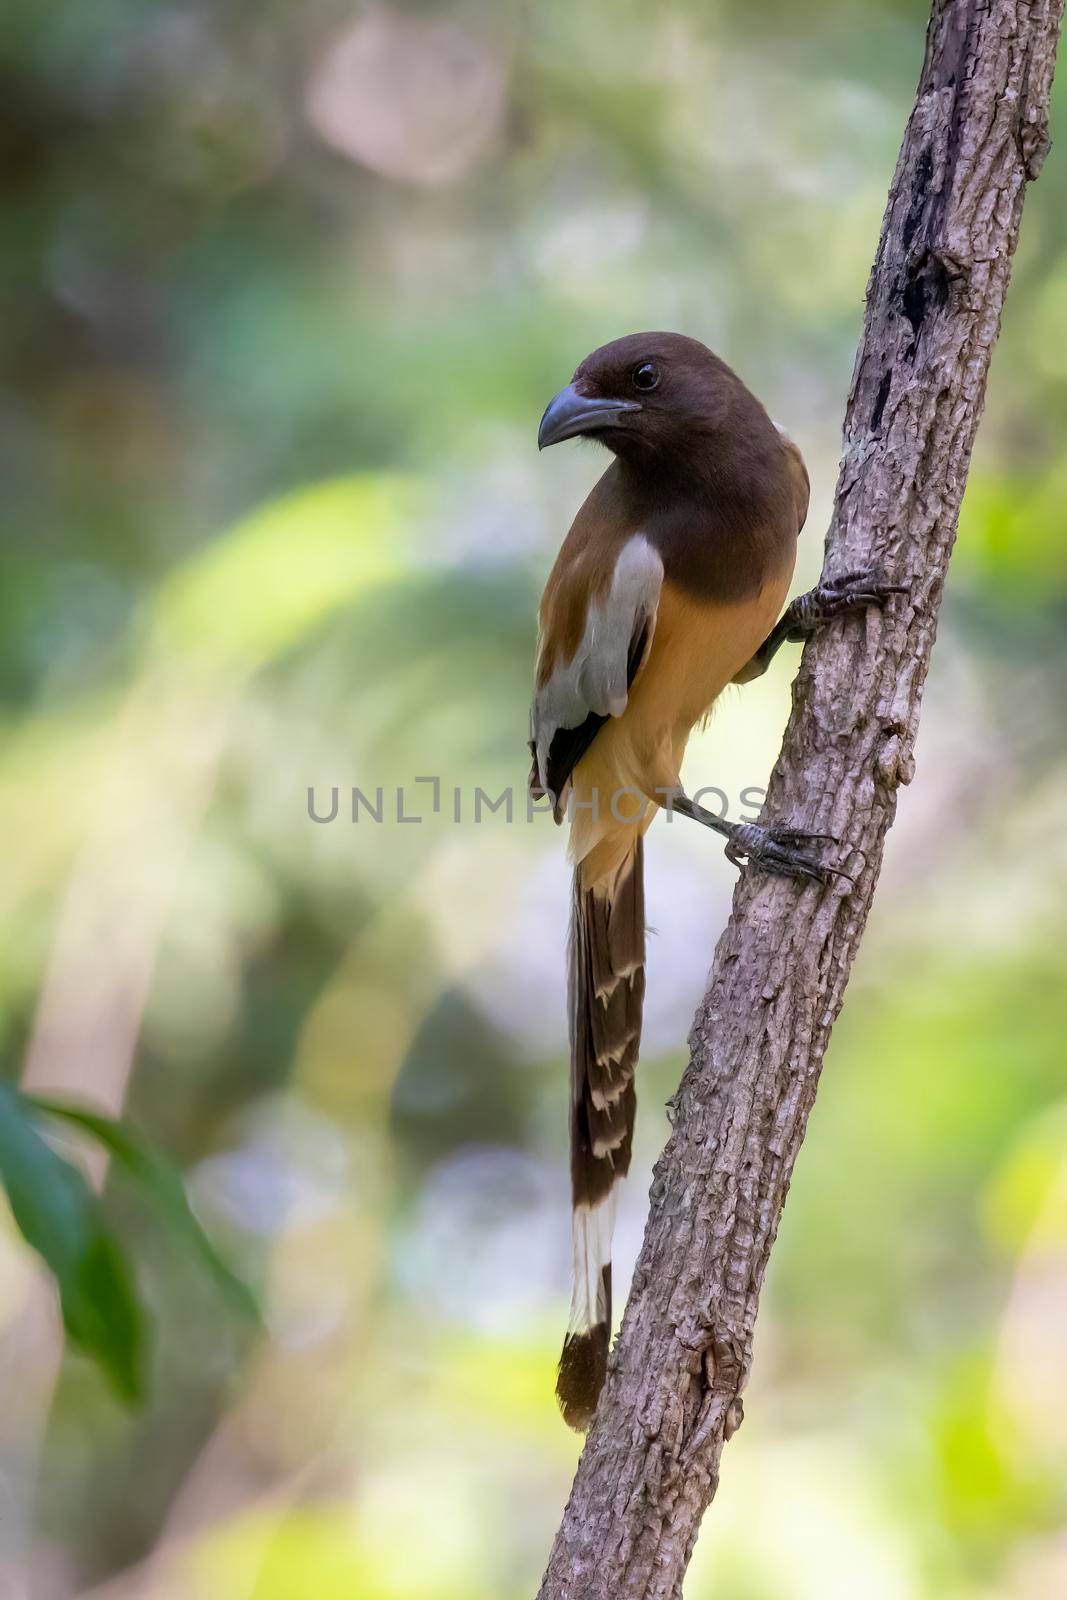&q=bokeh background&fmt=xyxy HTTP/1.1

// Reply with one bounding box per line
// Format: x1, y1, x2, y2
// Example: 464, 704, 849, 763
3, 1, 1067, 1596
